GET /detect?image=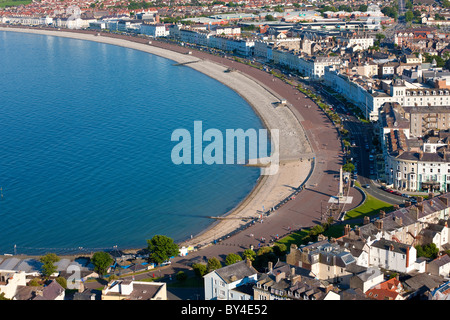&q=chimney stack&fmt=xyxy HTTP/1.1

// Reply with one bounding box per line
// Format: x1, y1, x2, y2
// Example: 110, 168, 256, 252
364, 216, 370, 225
344, 224, 350, 236
418, 203, 424, 213
275, 271, 286, 283
268, 261, 273, 273
417, 196, 423, 203
379, 210, 386, 219
291, 275, 301, 286
376, 219, 383, 231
